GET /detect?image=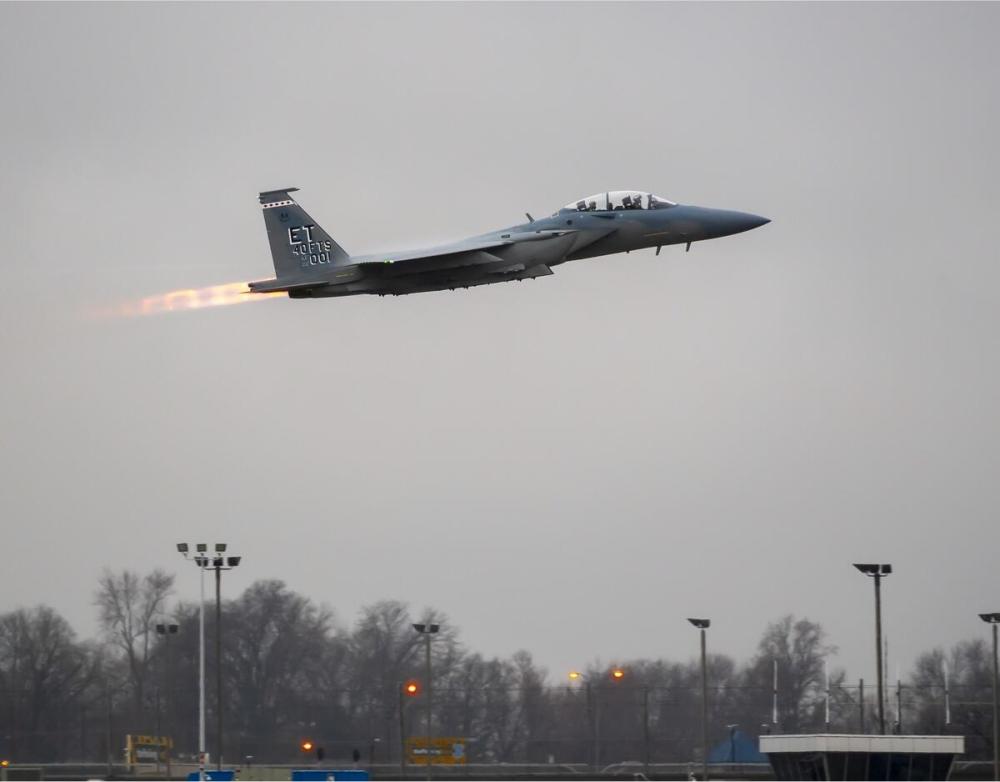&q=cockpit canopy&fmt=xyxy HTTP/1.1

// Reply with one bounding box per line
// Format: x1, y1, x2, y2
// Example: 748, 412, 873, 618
562, 191, 677, 213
